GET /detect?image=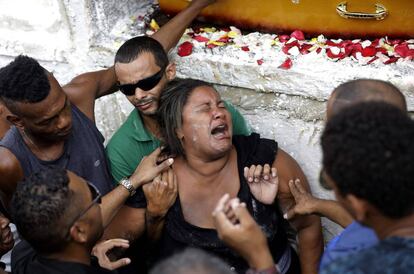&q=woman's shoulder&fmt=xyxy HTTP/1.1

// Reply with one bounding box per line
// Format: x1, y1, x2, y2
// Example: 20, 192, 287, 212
233, 133, 278, 167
